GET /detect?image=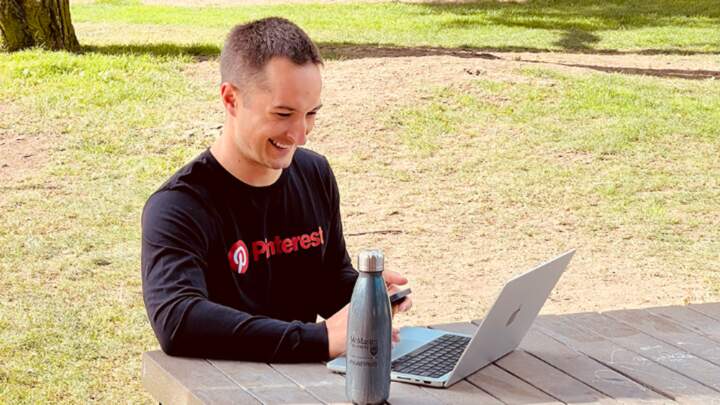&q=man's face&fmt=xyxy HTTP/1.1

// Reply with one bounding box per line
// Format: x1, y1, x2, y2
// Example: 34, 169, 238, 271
226, 57, 322, 174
